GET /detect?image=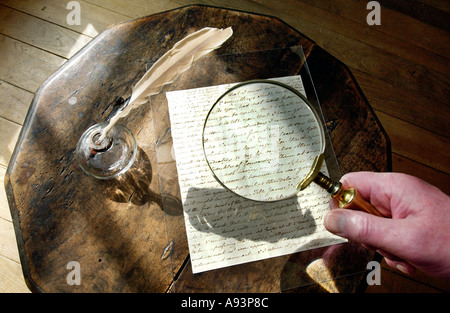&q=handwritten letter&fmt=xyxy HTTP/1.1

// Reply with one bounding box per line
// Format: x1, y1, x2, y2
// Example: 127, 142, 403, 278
166, 76, 346, 273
